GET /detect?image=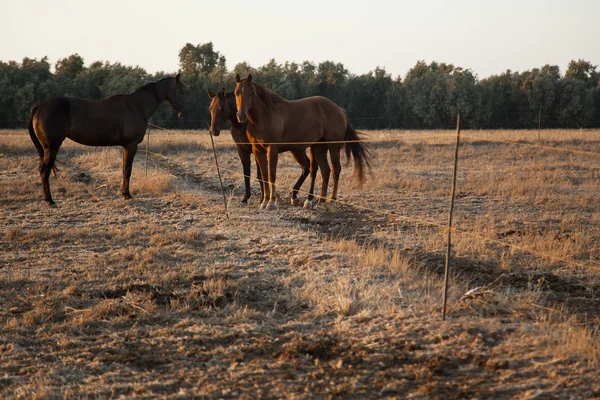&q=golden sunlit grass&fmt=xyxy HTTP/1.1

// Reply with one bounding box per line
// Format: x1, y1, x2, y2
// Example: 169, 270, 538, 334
1, 128, 599, 398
